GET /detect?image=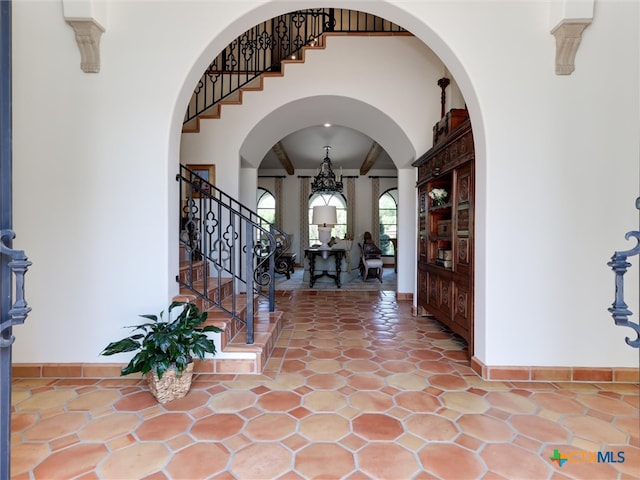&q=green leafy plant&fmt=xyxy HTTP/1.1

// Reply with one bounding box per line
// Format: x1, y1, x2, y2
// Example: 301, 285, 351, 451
101, 301, 222, 379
